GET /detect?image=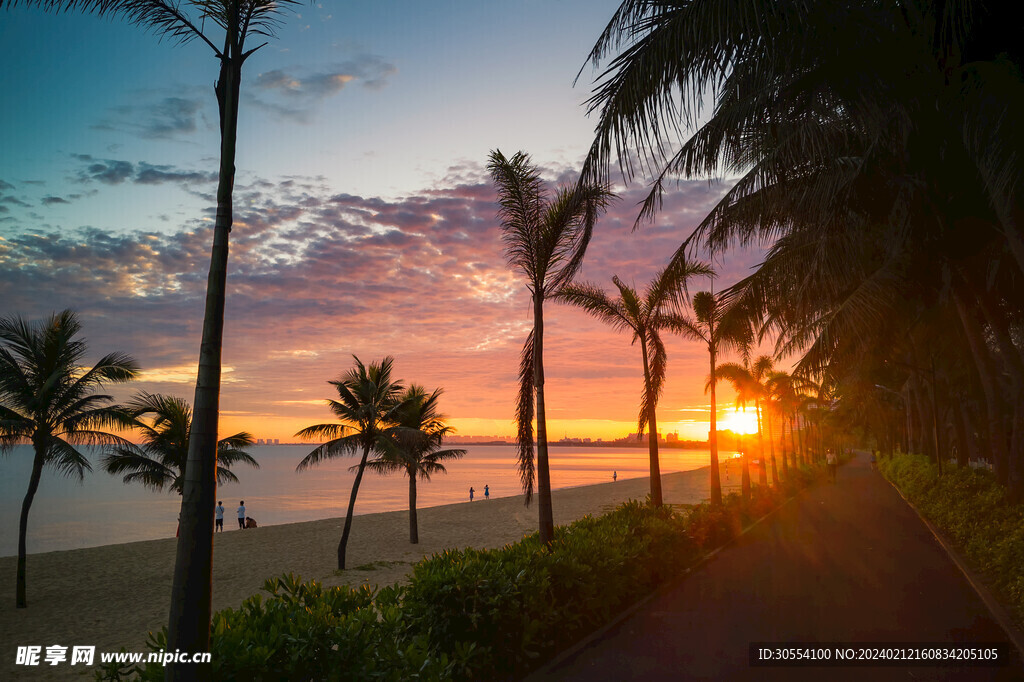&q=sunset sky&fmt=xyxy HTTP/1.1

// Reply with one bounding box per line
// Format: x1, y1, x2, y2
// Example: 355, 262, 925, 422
0, 1, 769, 442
